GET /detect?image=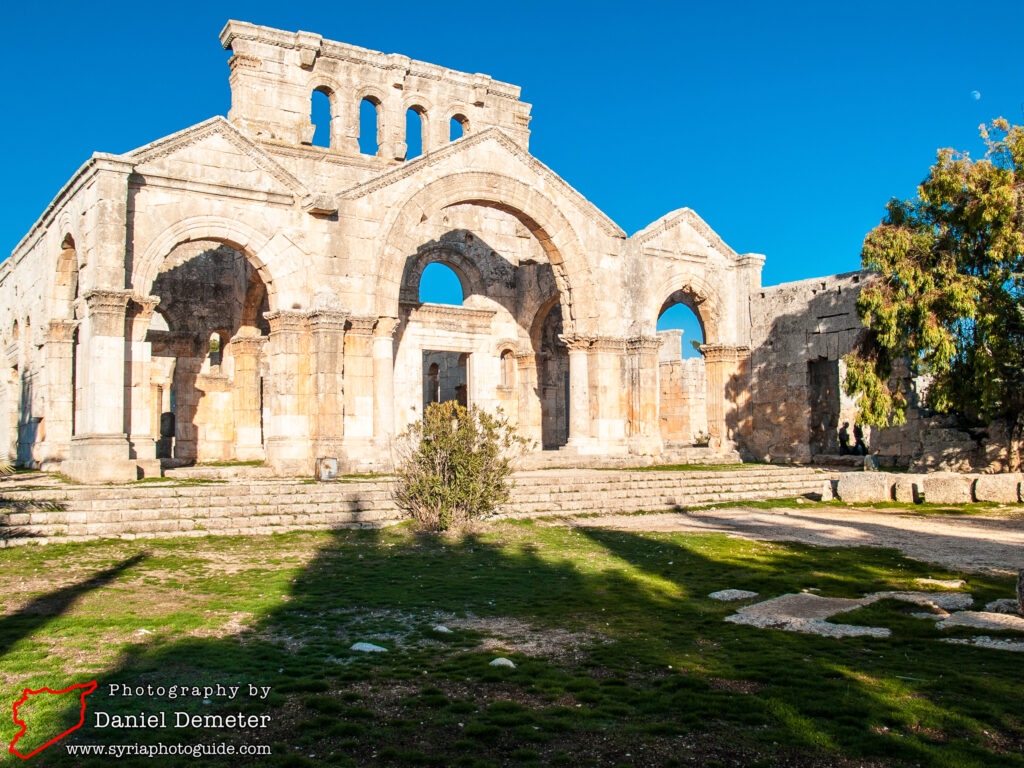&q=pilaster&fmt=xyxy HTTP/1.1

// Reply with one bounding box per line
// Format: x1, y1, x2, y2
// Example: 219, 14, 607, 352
264, 310, 312, 475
